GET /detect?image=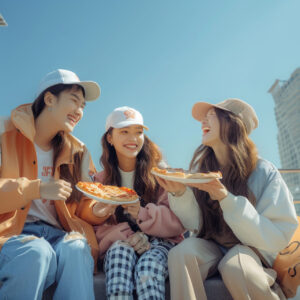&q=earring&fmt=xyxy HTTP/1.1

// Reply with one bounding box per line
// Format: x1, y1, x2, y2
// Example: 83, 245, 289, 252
48, 107, 52, 112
